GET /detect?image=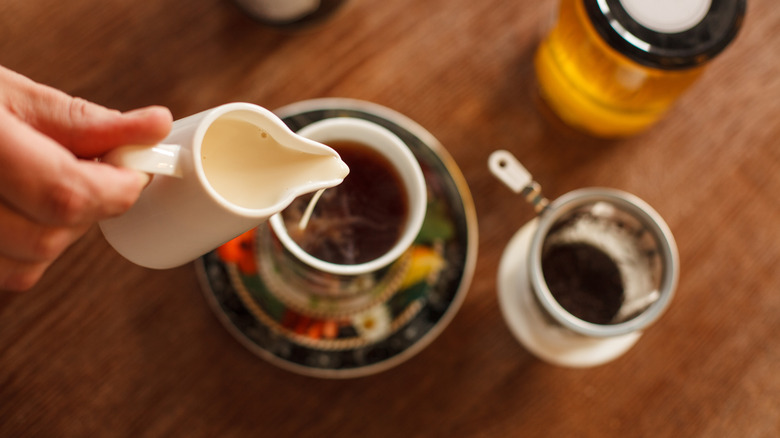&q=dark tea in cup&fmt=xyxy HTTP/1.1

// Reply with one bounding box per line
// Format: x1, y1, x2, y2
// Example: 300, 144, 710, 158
269, 116, 427, 278
281, 140, 409, 266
